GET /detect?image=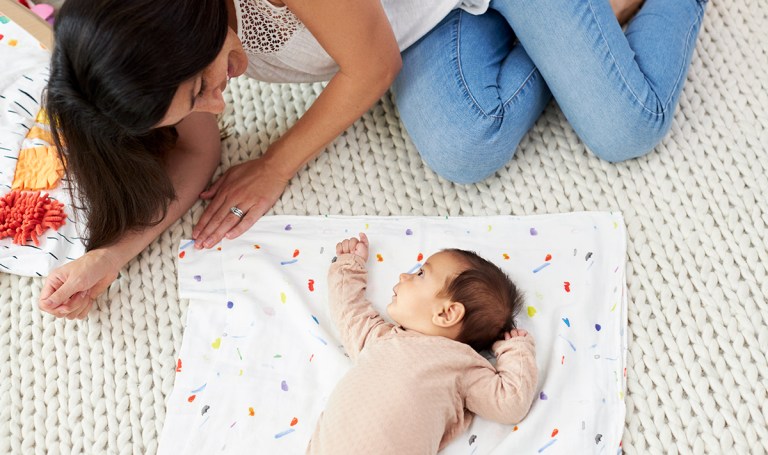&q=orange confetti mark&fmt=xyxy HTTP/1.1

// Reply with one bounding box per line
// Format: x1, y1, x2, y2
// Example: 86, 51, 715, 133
248, 407, 255, 416
293, 249, 300, 258
551, 428, 559, 437
8, 39, 18, 47
416, 253, 423, 262
176, 359, 182, 372
254, 244, 261, 249
179, 251, 186, 259
217, 246, 222, 251
188, 395, 196, 403
545, 254, 552, 261
564, 281, 571, 292
290, 417, 298, 427
308, 279, 315, 292
0, 191, 66, 246
513, 426, 519, 432
502, 253, 510, 260
376, 254, 383, 262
